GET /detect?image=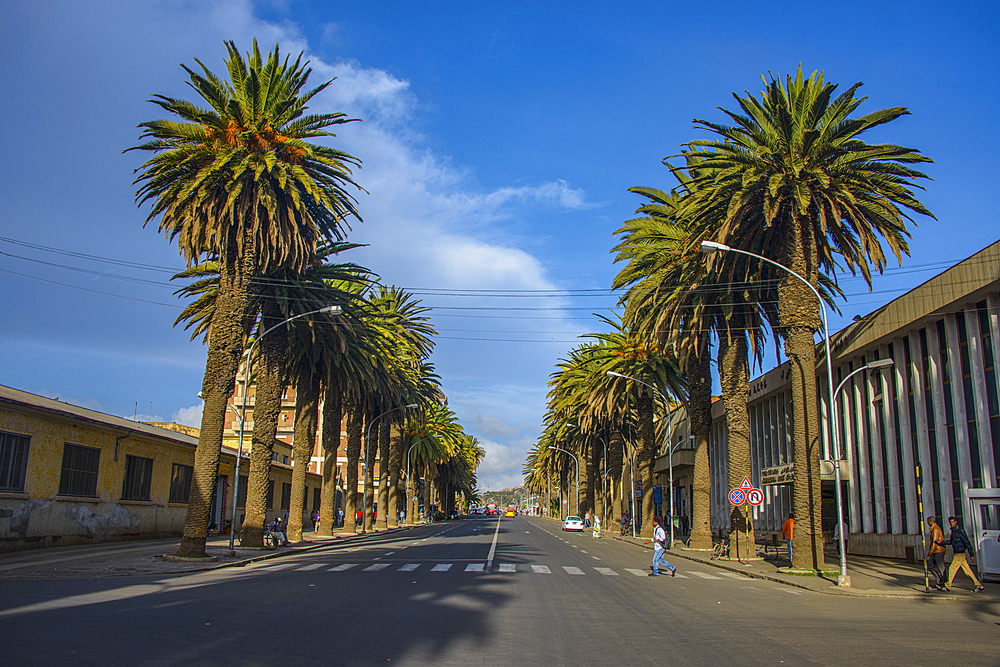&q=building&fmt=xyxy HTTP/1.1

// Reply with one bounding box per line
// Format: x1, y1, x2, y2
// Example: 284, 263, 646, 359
657, 239, 1000, 567
0, 385, 321, 552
